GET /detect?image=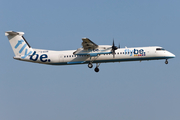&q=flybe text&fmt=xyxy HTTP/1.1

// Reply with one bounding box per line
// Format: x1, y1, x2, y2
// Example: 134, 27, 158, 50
15, 39, 50, 62
124, 49, 146, 56
30, 51, 51, 62
14, 40, 32, 59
